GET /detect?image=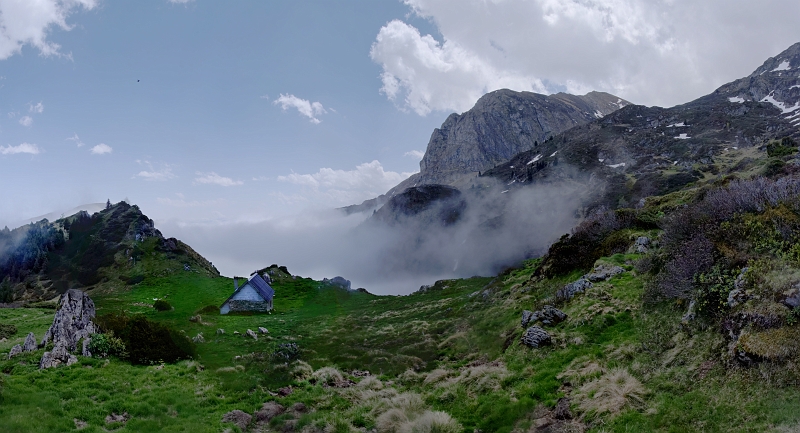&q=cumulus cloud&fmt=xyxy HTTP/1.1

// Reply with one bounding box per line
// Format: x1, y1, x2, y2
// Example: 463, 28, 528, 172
0, 0, 97, 60
28, 102, 44, 113
194, 172, 243, 186
274, 93, 327, 124
135, 160, 176, 181
0, 143, 41, 155
66, 133, 84, 147
277, 160, 415, 205
373, 0, 800, 110
90, 143, 112, 154
18, 116, 33, 127
404, 150, 425, 160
